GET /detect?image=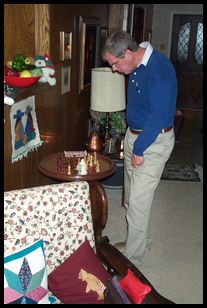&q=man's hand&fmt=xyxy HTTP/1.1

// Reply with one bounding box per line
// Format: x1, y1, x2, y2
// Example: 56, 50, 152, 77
131, 153, 144, 168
